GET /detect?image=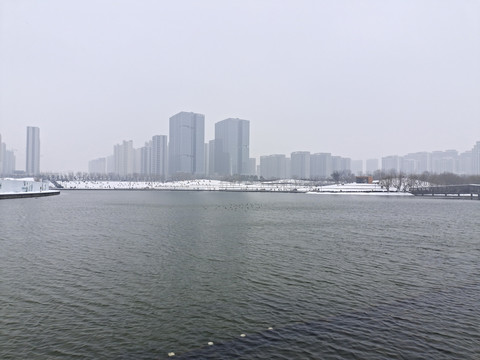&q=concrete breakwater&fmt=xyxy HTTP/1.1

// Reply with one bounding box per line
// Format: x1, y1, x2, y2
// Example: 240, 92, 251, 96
0, 178, 60, 199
